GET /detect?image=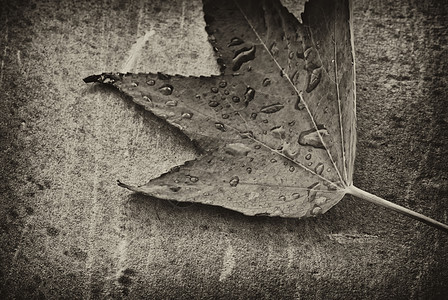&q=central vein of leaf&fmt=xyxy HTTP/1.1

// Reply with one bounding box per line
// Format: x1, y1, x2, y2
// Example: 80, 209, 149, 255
332, 11, 349, 184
